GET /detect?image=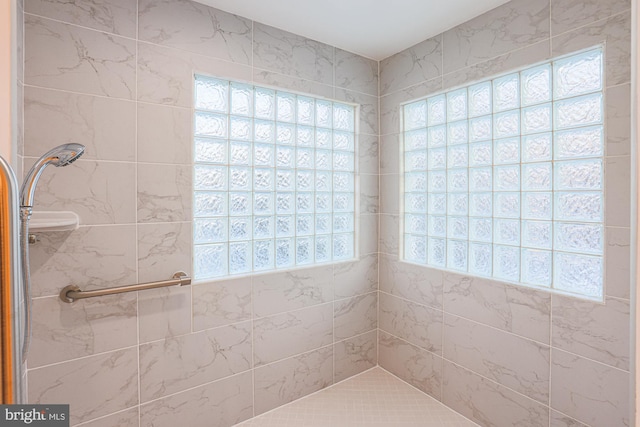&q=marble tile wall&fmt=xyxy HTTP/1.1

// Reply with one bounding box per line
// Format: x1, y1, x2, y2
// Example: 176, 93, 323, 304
21, 0, 378, 425
378, 1, 632, 426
